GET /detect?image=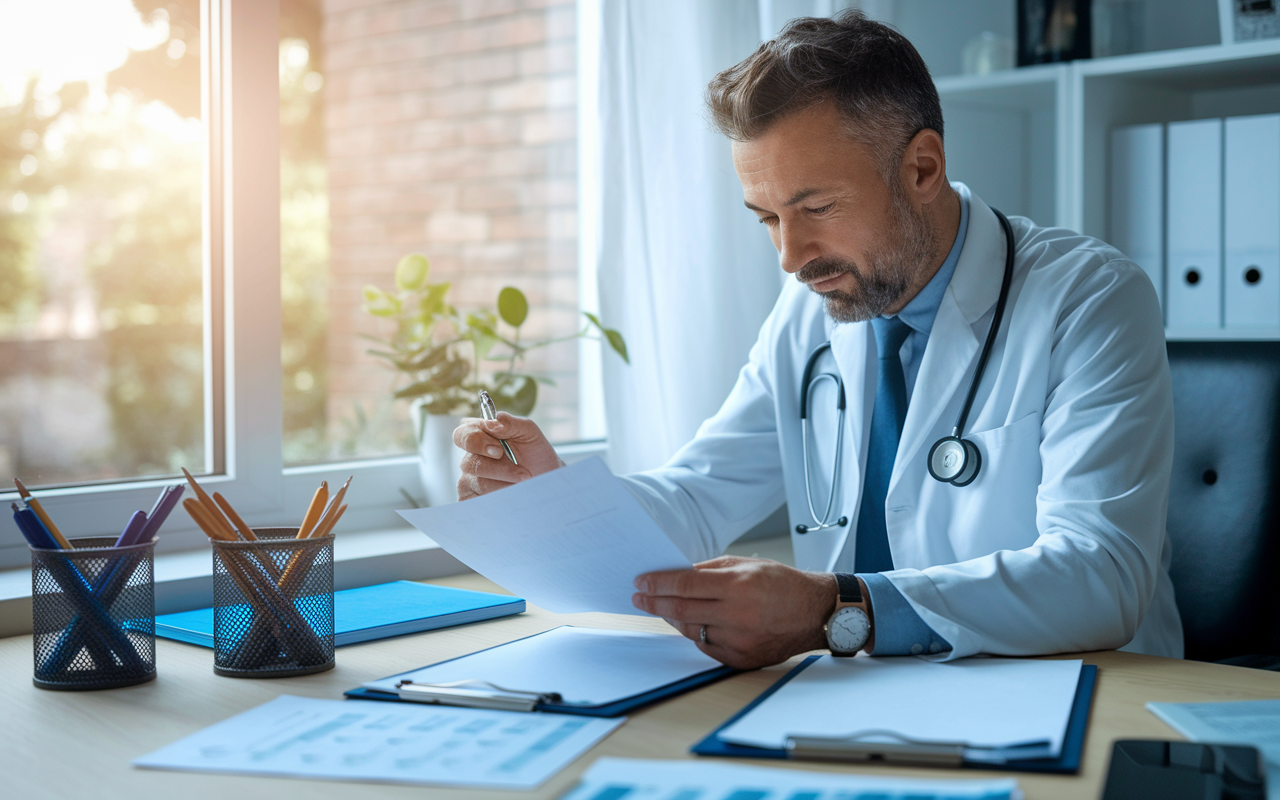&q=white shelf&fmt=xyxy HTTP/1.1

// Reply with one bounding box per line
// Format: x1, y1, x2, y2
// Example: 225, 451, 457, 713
931, 31, 1280, 342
